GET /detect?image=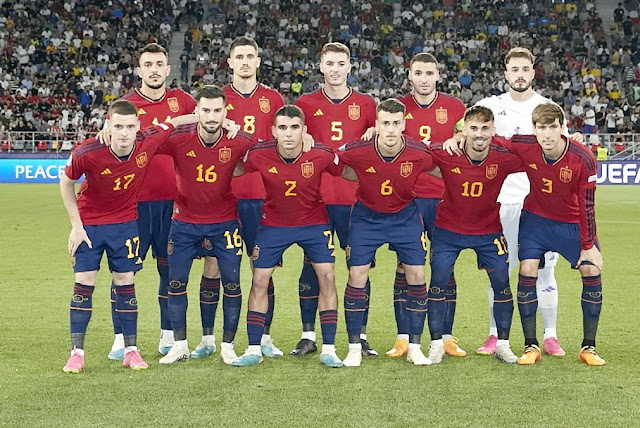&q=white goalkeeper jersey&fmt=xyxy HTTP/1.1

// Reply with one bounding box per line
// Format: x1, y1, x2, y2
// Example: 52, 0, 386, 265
475, 91, 565, 204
